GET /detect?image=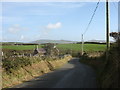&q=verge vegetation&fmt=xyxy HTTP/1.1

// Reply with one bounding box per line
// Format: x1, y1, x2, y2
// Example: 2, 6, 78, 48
80, 32, 120, 88
2, 55, 72, 88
